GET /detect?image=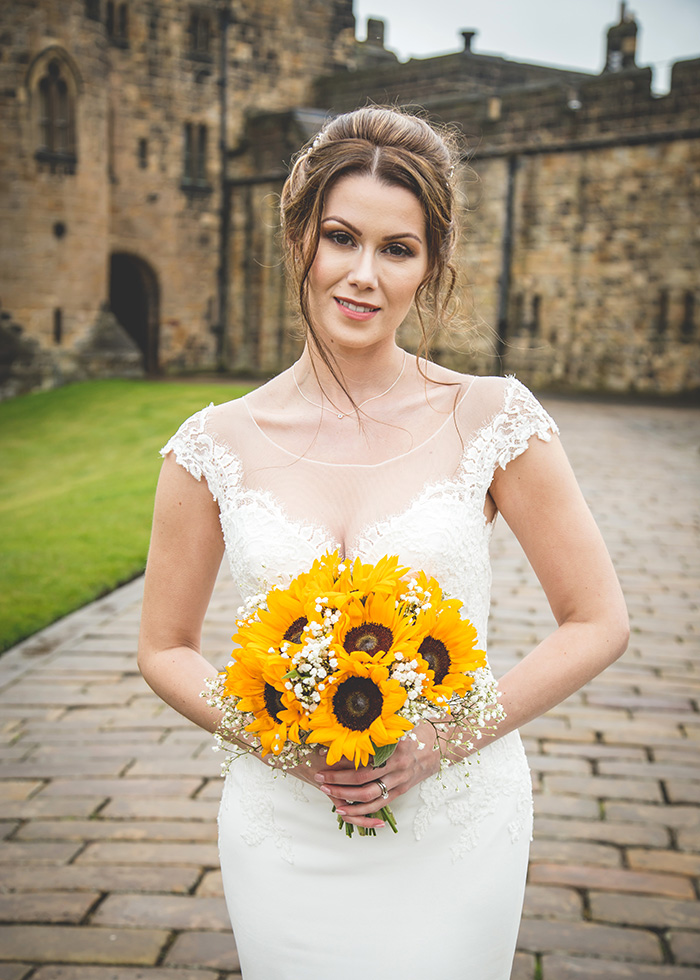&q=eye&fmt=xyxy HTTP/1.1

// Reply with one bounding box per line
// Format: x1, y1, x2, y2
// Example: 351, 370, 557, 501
326, 230, 355, 247
383, 242, 414, 258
